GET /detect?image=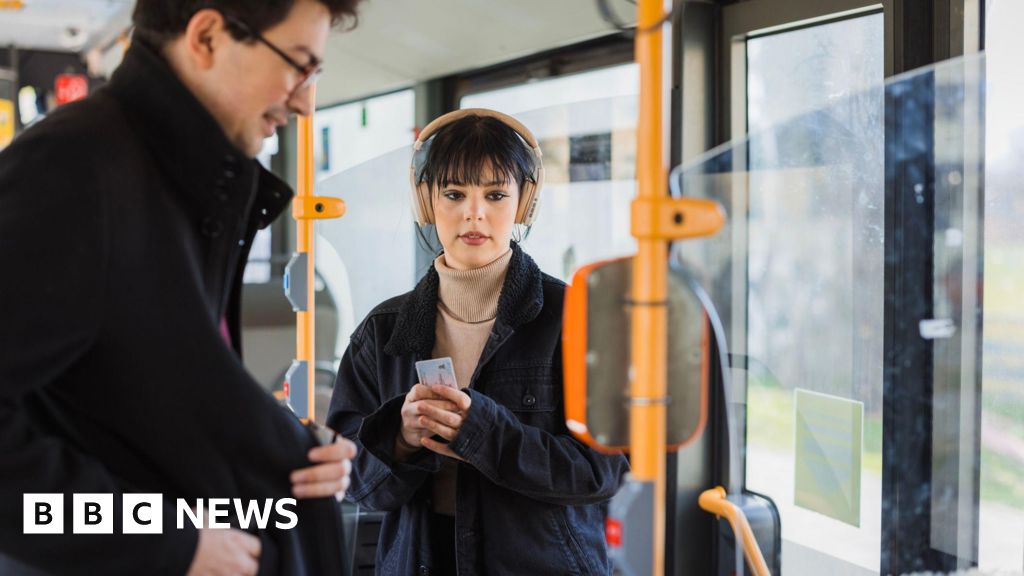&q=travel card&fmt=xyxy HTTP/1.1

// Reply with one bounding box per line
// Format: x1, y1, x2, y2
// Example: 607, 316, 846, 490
415, 357, 458, 389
